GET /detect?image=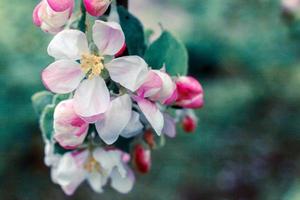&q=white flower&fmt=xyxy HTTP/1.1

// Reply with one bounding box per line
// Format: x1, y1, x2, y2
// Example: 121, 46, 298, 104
42, 20, 148, 119
51, 148, 135, 195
